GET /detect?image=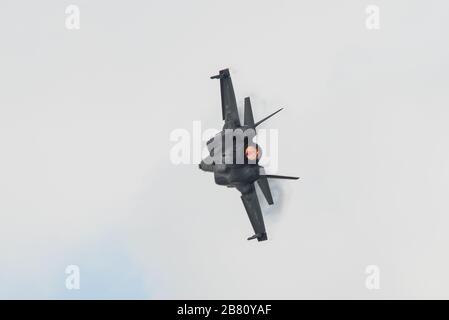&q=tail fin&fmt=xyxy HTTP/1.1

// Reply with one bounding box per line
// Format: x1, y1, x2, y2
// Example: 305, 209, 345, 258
261, 175, 299, 180
244, 97, 255, 126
